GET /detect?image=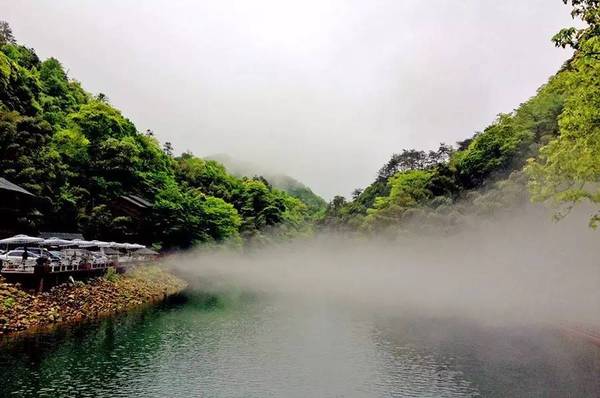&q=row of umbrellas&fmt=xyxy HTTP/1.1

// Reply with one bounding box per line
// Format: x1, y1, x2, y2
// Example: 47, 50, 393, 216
0, 235, 146, 250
